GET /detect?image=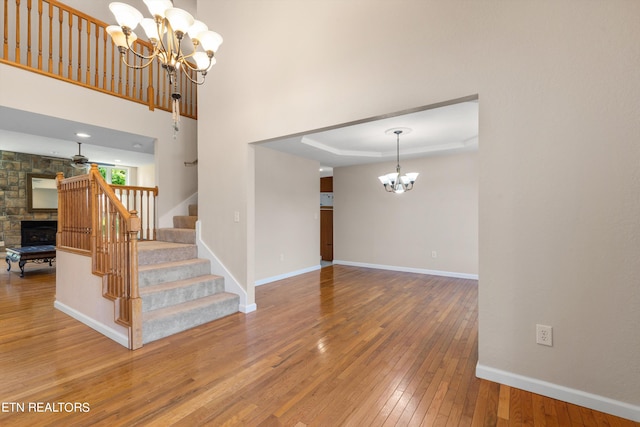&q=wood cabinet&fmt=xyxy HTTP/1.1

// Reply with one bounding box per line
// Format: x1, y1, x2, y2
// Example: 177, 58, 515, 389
320, 208, 333, 261
320, 177, 333, 192
320, 177, 333, 261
